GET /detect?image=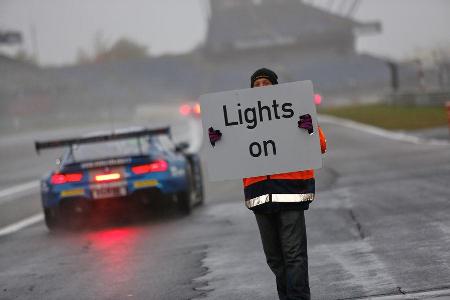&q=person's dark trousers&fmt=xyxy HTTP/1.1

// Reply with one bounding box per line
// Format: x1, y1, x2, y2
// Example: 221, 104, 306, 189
255, 210, 310, 300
